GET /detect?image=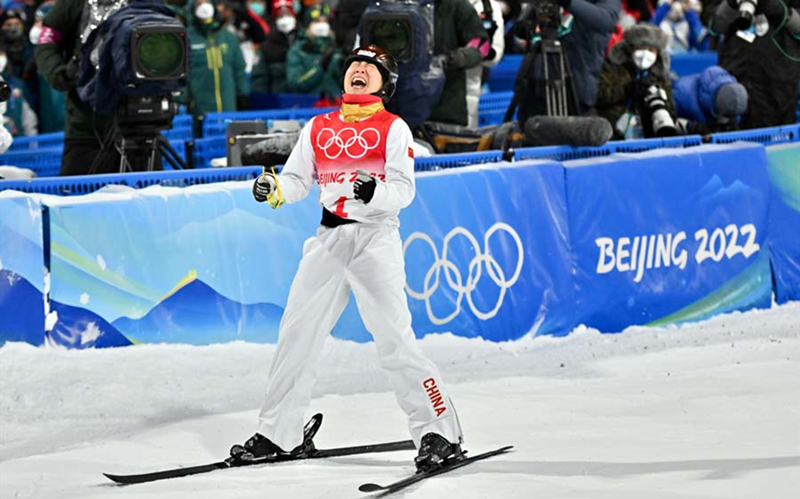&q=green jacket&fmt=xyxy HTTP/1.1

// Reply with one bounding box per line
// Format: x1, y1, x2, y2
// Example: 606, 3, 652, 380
35, 0, 113, 139
285, 34, 343, 98
428, 0, 486, 126
185, 0, 250, 115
